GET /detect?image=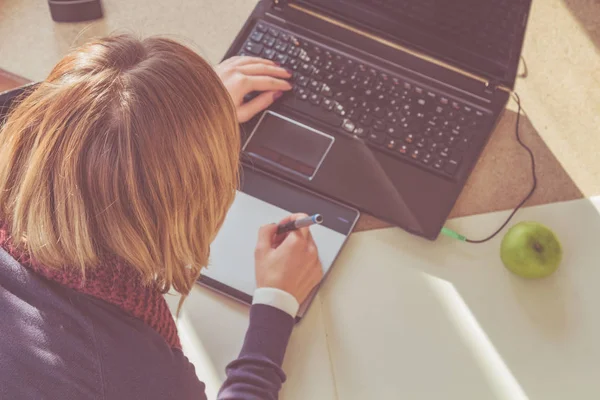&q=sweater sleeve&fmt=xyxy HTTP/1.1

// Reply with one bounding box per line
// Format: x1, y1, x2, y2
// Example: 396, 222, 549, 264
217, 304, 294, 400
